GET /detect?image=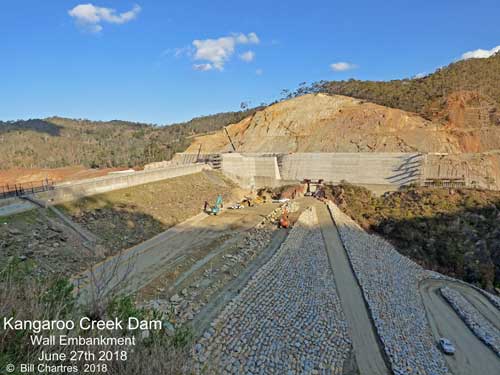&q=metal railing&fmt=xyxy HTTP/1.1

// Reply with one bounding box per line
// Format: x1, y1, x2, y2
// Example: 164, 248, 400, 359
0, 179, 55, 200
